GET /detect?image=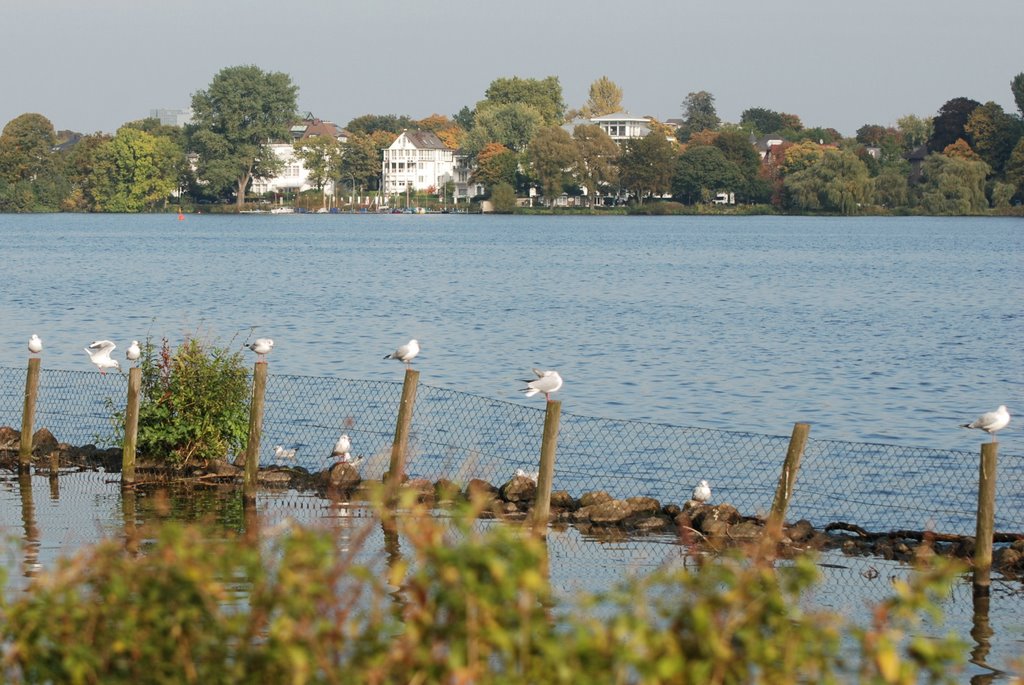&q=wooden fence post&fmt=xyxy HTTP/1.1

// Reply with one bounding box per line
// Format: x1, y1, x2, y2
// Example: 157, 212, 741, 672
531, 400, 562, 537
19, 357, 41, 474
768, 422, 810, 533
243, 361, 269, 506
387, 368, 419, 489
973, 441, 998, 593
122, 366, 142, 486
